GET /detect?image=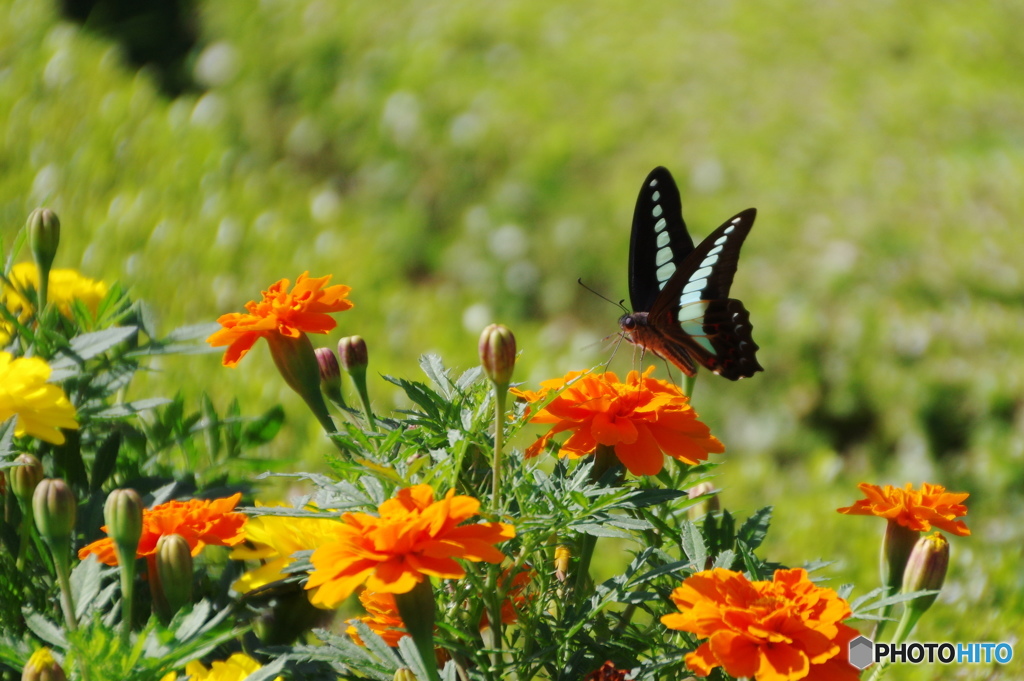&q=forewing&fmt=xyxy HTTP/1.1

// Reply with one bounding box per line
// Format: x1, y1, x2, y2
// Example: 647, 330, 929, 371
649, 208, 762, 380
628, 167, 695, 313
